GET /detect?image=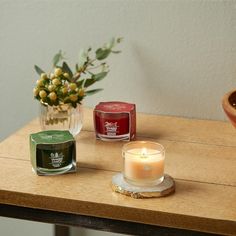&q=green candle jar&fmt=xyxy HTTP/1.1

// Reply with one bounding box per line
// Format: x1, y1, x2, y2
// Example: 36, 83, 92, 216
30, 130, 76, 175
